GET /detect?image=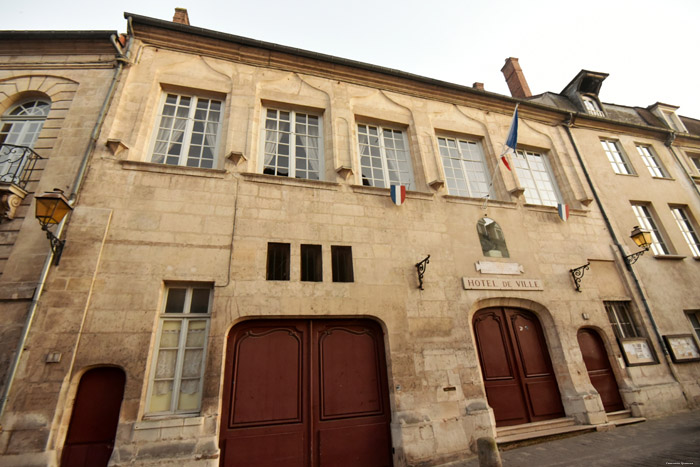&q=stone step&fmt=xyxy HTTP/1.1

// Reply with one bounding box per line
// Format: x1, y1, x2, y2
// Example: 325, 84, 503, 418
607, 409, 632, 421
496, 422, 596, 449
496, 417, 576, 438
611, 416, 646, 427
